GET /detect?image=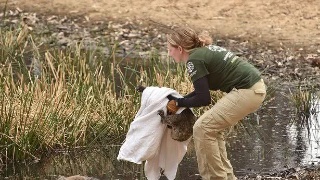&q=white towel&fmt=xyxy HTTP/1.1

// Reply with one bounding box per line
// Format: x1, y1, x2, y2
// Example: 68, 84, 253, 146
117, 86, 191, 180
